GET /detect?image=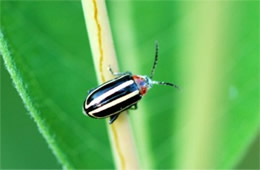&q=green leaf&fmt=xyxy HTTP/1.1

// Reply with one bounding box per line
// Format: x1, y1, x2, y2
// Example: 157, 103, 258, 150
1, 0, 259, 169
1, 1, 113, 169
